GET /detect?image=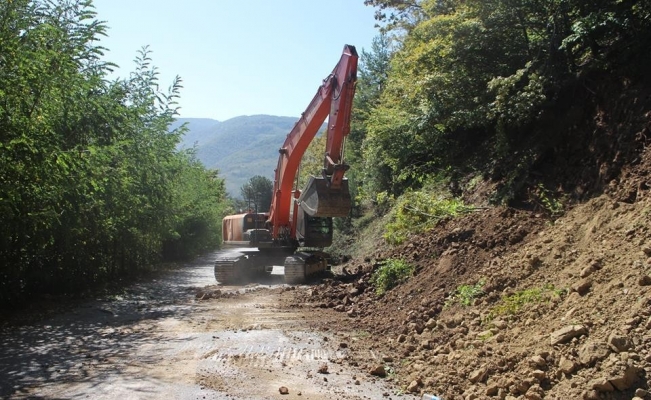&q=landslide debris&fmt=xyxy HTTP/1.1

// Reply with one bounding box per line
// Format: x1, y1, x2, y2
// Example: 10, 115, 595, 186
279, 75, 651, 399
283, 192, 651, 399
